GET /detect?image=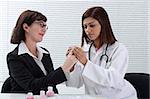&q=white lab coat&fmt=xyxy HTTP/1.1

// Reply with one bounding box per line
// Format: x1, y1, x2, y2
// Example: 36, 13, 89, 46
66, 42, 137, 99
